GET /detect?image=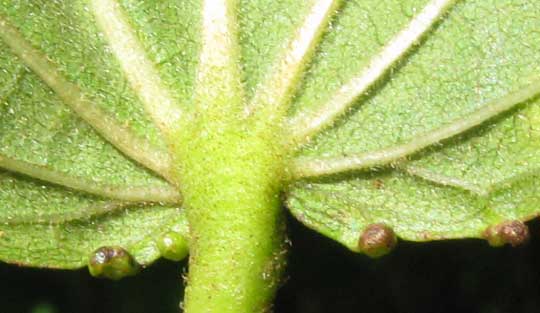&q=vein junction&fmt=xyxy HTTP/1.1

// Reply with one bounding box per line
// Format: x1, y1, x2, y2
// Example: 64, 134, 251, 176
401, 164, 488, 196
